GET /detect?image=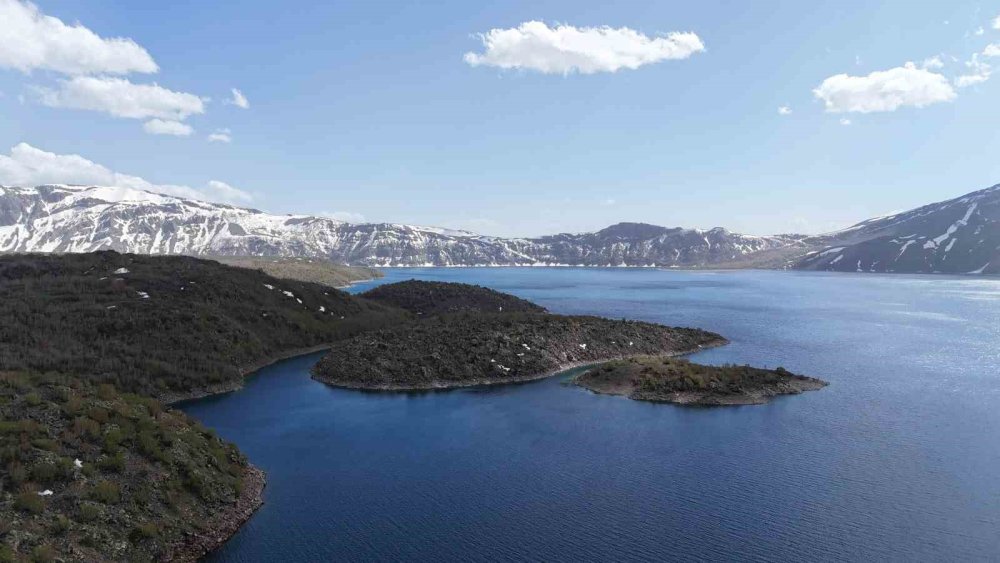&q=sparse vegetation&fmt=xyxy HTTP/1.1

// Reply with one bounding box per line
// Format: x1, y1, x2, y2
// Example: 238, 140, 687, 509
313, 312, 723, 390
0, 372, 259, 561
0, 251, 407, 400
361, 279, 546, 316
574, 356, 828, 405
